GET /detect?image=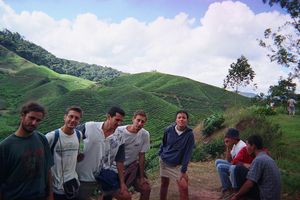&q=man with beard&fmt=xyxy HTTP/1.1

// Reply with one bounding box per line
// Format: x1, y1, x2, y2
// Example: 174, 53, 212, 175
0, 101, 54, 200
